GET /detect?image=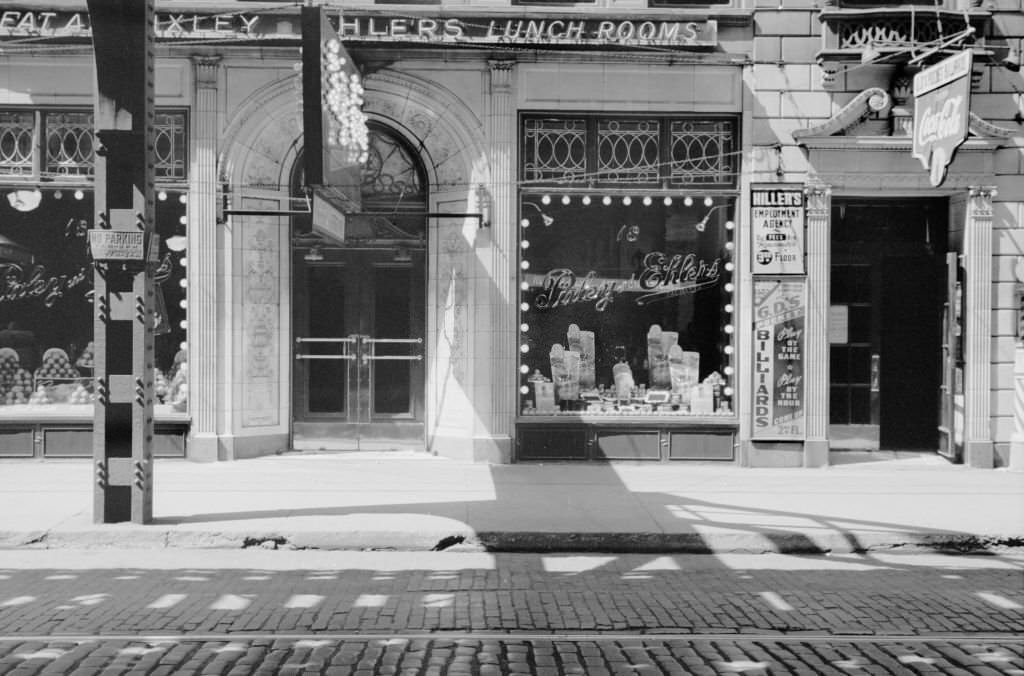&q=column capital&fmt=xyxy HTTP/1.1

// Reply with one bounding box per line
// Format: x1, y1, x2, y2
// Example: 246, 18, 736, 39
967, 185, 997, 217
803, 182, 831, 217
488, 59, 516, 92
191, 55, 222, 89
